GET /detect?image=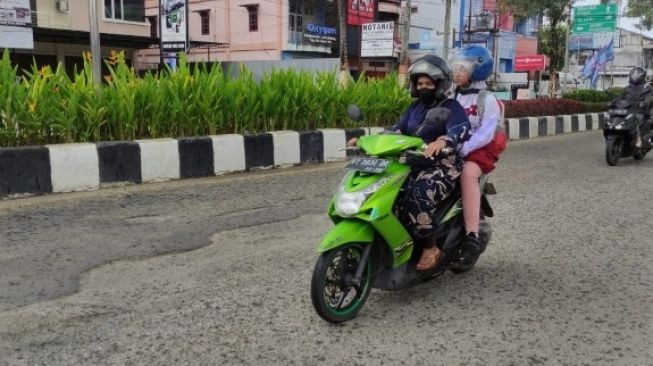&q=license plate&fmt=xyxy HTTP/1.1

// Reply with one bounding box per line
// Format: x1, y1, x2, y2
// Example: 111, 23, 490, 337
610, 109, 628, 115
345, 158, 390, 173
